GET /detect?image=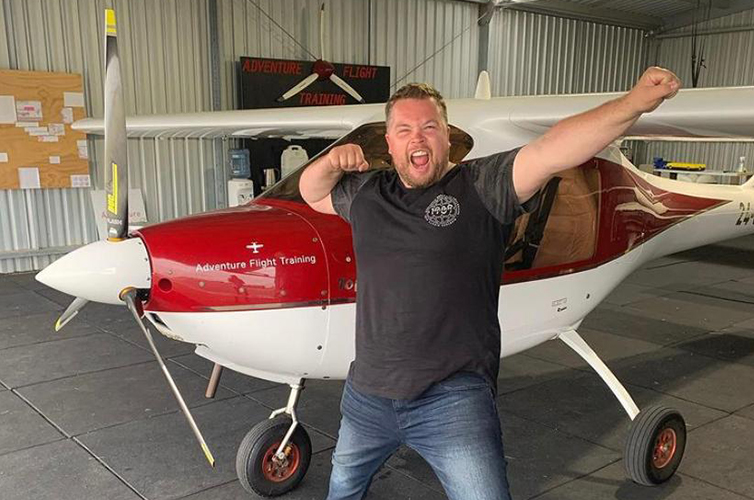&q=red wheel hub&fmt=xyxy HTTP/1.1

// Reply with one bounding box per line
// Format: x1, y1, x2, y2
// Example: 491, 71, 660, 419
652, 428, 677, 469
261, 441, 301, 482
313, 59, 334, 80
